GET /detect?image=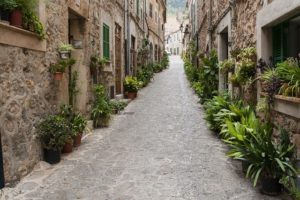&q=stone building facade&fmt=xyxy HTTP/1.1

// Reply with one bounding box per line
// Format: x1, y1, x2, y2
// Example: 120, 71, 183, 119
0, 0, 166, 186
165, 29, 184, 55
184, 0, 300, 147
147, 0, 167, 62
